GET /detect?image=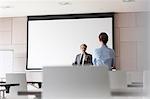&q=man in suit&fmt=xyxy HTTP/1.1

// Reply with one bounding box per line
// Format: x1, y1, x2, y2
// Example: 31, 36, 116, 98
73, 44, 93, 65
